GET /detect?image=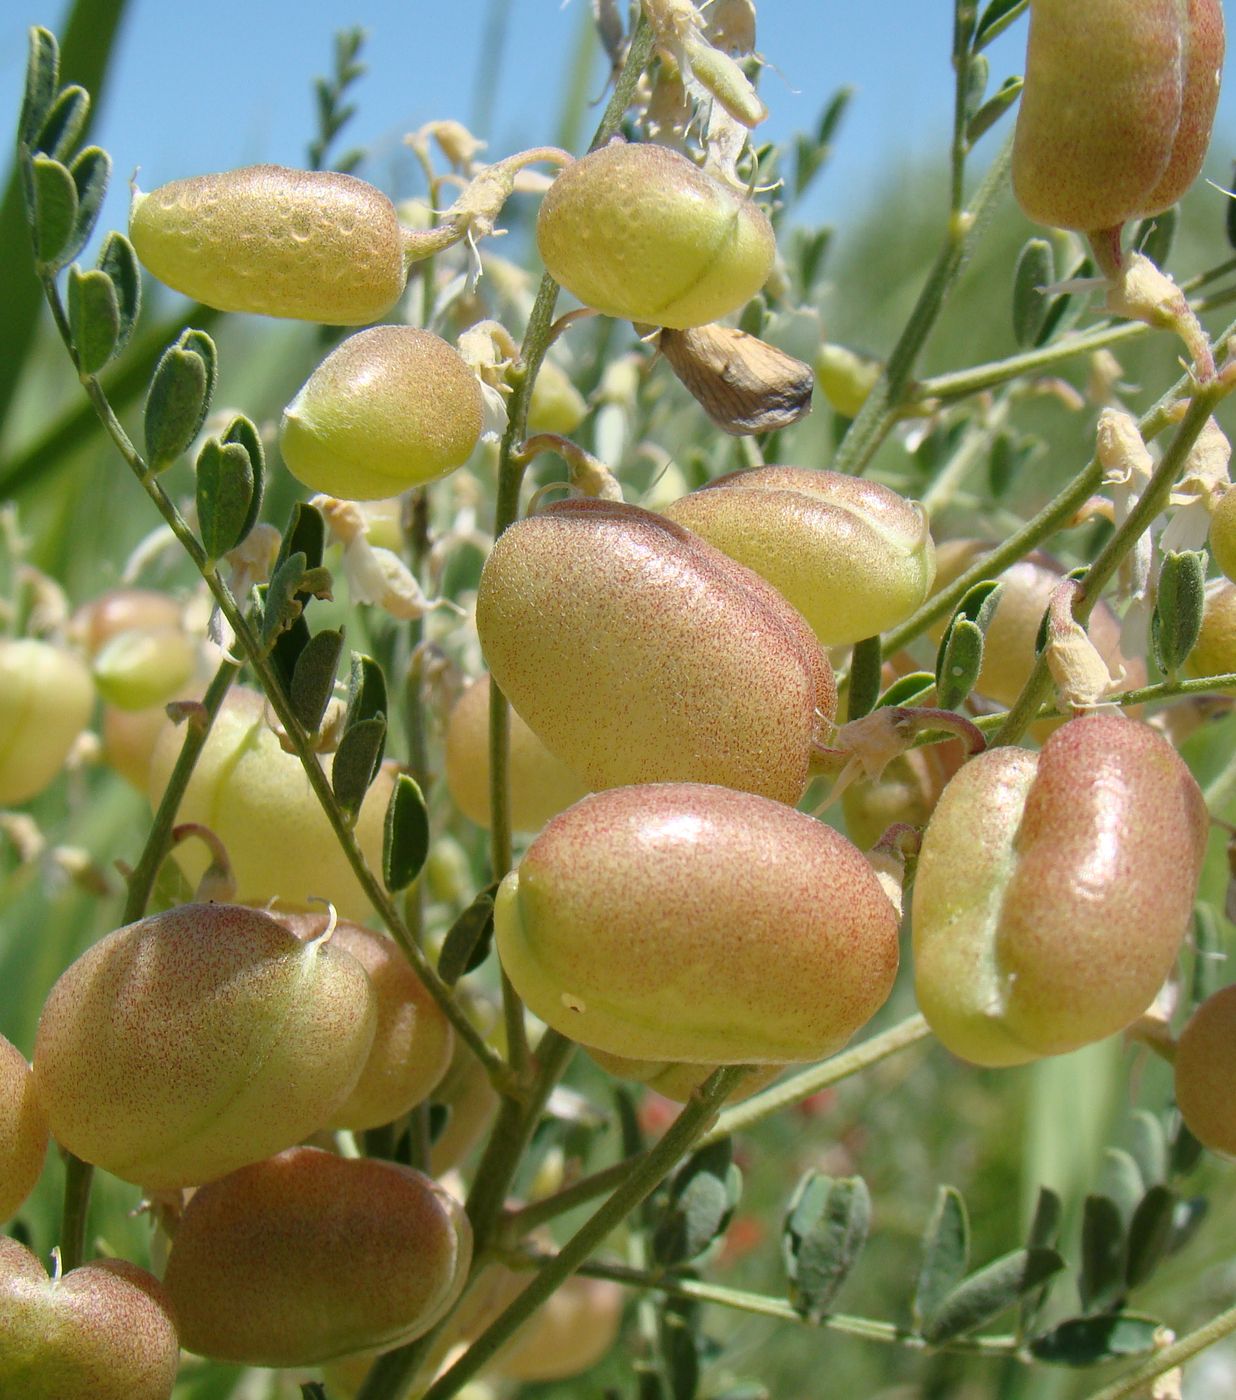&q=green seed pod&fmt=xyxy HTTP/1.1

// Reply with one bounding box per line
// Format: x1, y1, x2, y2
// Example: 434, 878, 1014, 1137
536, 141, 775, 329
445, 674, 590, 833
1174, 984, 1236, 1156
495, 783, 900, 1064
0, 638, 94, 806
91, 627, 198, 711
33, 903, 376, 1189
662, 467, 936, 647
1208, 484, 1236, 582
1013, 0, 1225, 233
130, 164, 408, 323
0, 1237, 180, 1400
162, 1146, 471, 1366
1185, 578, 1236, 677
280, 326, 484, 500
0, 1032, 47, 1222
277, 913, 453, 1132
476, 500, 836, 806
147, 686, 395, 920
913, 715, 1208, 1067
